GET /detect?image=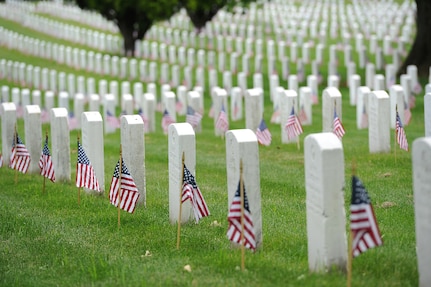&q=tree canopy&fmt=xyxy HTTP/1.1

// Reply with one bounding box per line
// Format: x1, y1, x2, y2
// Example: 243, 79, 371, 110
75, 0, 179, 56
179, 0, 255, 33
399, 0, 431, 77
